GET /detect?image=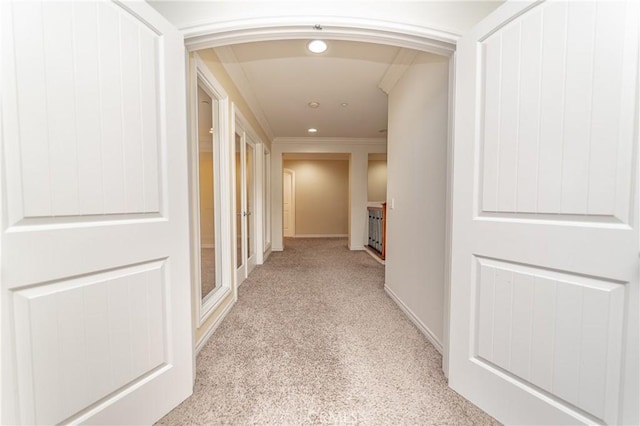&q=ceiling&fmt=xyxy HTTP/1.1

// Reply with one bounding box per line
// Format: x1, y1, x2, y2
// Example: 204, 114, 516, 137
147, 1, 504, 141
213, 39, 415, 139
